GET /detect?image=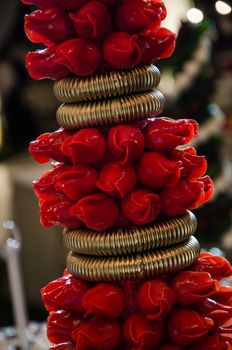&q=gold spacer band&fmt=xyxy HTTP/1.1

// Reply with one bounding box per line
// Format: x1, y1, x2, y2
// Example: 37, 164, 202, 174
63, 211, 197, 256
66, 236, 200, 282
56, 90, 165, 129
54, 65, 160, 103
